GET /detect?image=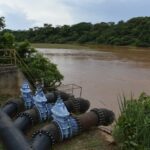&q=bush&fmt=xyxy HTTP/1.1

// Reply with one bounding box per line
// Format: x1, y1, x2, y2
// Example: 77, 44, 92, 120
16, 40, 36, 58
113, 93, 150, 150
16, 40, 63, 89
25, 54, 63, 88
